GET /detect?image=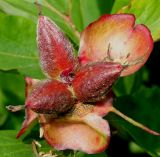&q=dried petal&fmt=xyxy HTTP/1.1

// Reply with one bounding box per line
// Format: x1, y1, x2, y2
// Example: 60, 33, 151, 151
79, 14, 153, 76
26, 80, 75, 114
39, 113, 110, 154
37, 16, 76, 79
72, 62, 122, 102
